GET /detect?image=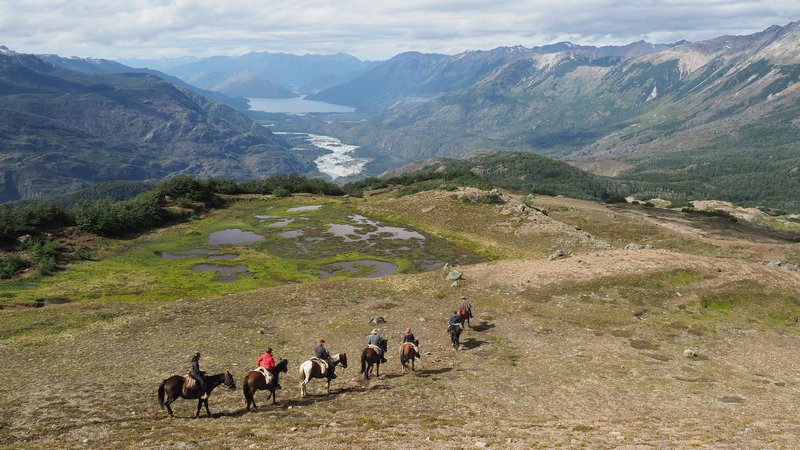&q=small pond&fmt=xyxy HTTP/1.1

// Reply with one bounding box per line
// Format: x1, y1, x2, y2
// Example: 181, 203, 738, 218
207, 254, 239, 260
317, 260, 399, 279
268, 219, 295, 227
280, 230, 304, 238
156, 249, 220, 259
287, 205, 323, 212
207, 229, 264, 246
191, 264, 251, 282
